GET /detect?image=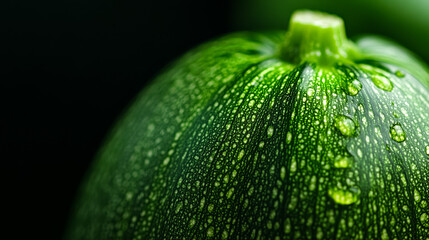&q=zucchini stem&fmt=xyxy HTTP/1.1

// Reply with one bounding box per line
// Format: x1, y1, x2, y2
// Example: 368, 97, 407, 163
281, 10, 357, 66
